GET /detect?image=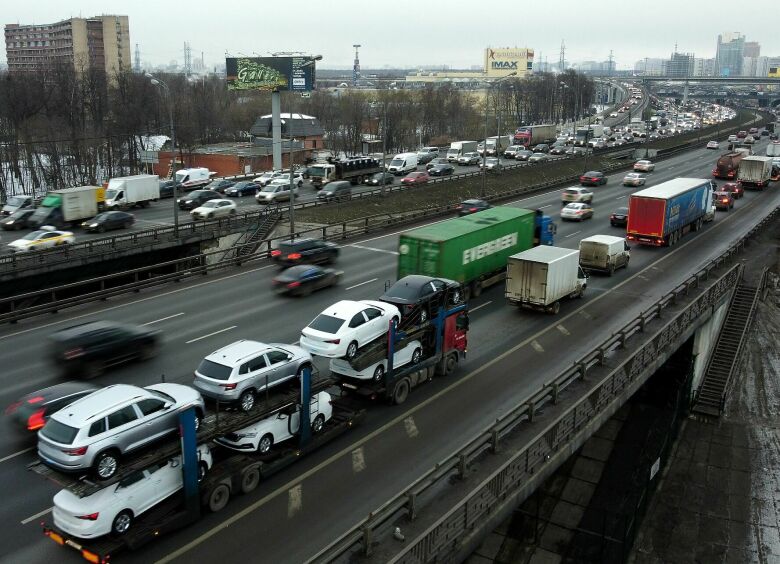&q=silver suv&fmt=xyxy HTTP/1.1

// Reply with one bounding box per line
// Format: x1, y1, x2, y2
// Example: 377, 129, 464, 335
193, 340, 312, 411
37, 383, 204, 480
